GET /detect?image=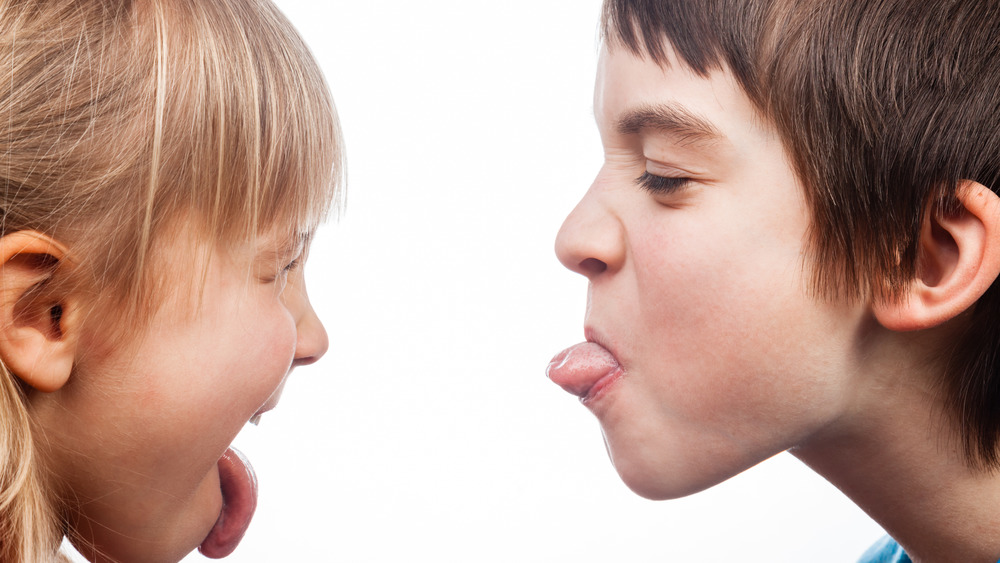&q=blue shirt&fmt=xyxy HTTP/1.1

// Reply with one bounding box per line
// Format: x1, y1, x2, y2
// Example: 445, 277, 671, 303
860, 536, 1000, 563
858, 536, 910, 563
